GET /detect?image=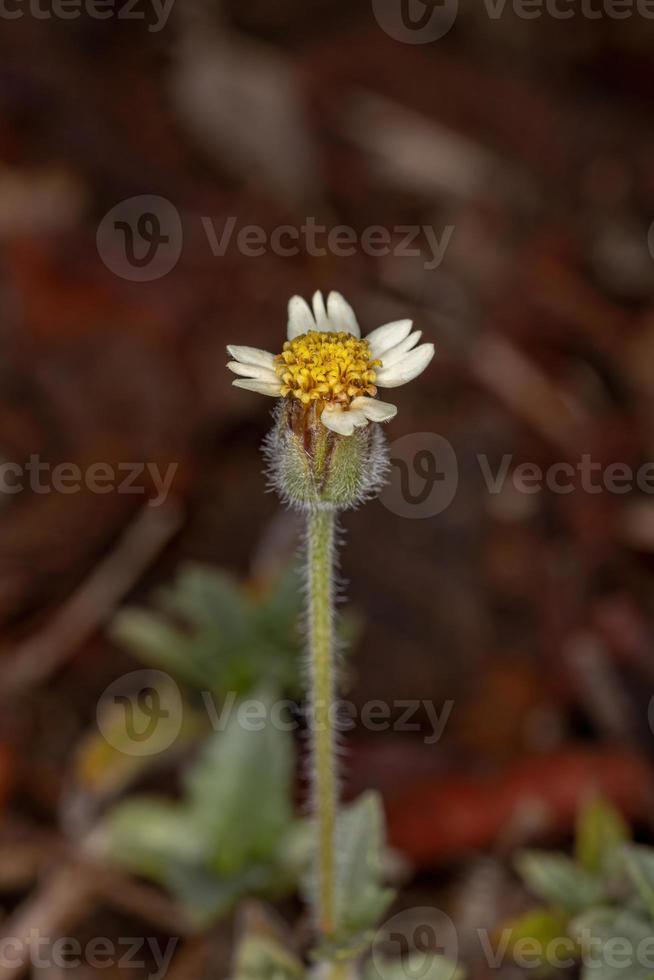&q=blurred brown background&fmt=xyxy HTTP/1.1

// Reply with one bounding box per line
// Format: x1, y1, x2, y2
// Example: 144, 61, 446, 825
1, 0, 654, 973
